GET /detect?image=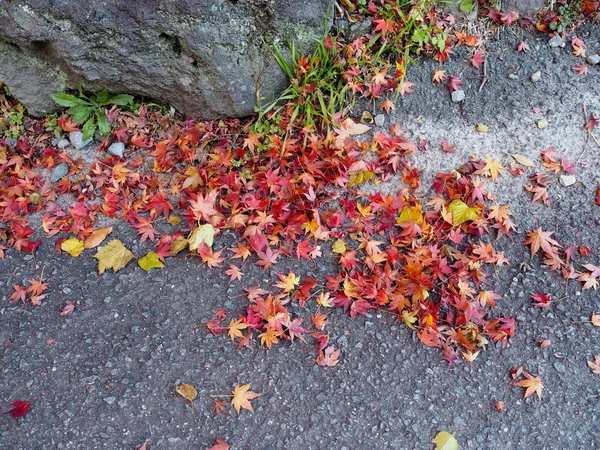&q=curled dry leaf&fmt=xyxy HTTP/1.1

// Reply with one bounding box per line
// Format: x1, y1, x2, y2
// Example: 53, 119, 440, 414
175, 382, 198, 406
587, 356, 600, 374
207, 438, 230, 450
84, 227, 113, 249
